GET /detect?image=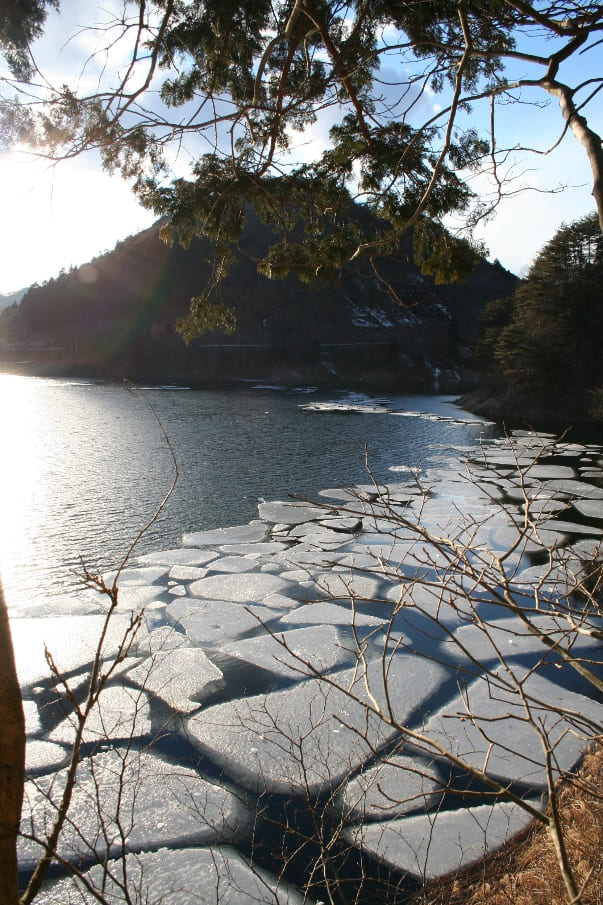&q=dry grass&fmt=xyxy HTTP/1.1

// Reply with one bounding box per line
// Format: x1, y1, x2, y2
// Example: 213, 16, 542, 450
408, 742, 603, 905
